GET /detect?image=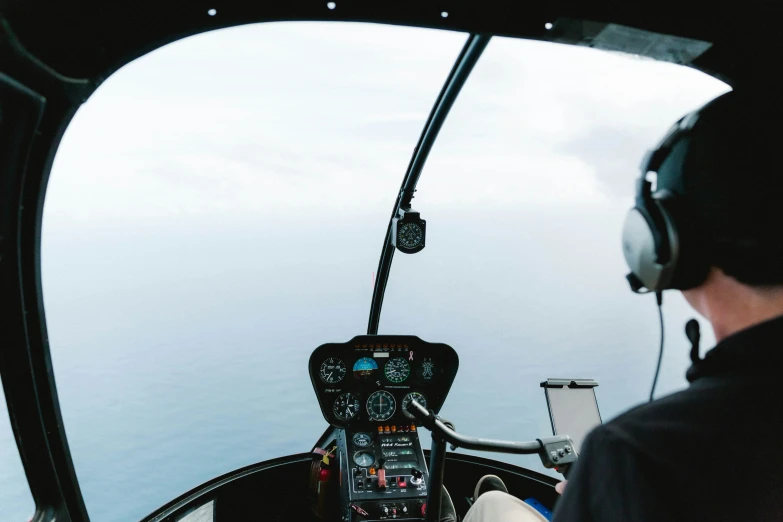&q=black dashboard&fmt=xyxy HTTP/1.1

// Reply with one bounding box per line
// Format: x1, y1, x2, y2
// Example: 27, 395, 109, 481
309, 335, 458, 520
309, 335, 459, 429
